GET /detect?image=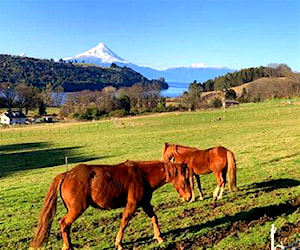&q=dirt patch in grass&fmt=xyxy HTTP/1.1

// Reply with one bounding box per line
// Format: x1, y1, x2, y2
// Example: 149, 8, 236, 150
131, 197, 300, 249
